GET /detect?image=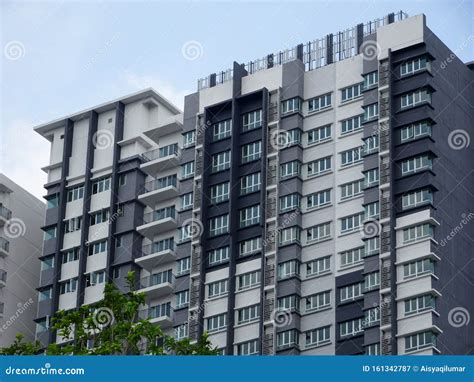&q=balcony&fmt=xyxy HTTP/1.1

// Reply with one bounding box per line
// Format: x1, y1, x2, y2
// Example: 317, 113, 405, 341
138, 304, 173, 328
137, 208, 177, 239
0, 237, 9, 257
0, 270, 7, 287
0, 205, 12, 226
138, 178, 178, 207
140, 147, 180, 176
135, 243, 177, 271
143, 114, 183, 143
137, 273, 174, 299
